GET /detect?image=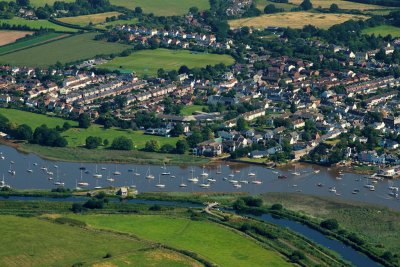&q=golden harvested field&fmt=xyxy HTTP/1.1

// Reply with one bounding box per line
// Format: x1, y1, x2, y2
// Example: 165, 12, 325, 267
289, 0, 389, 10
58, 12, 121, 26
229, 12, 369, 29
0, 31, 33, 46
